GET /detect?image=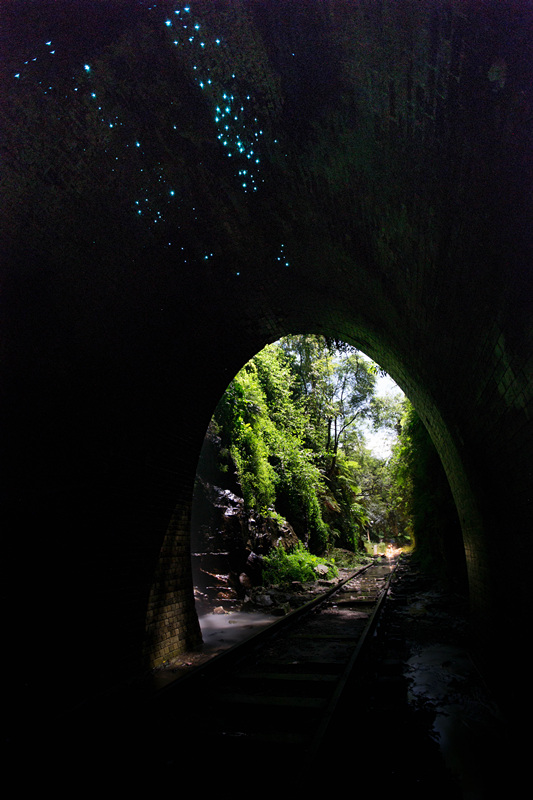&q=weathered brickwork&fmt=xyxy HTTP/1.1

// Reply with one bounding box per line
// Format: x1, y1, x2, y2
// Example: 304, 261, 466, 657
144, 501, 202, 668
